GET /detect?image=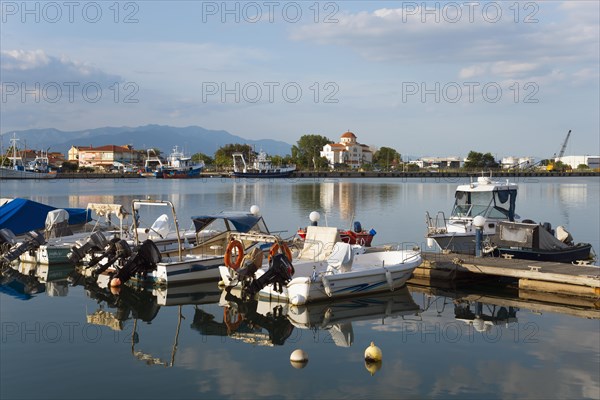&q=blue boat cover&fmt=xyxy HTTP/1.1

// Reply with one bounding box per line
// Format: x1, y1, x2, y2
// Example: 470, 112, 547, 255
0, 198, 91, 235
